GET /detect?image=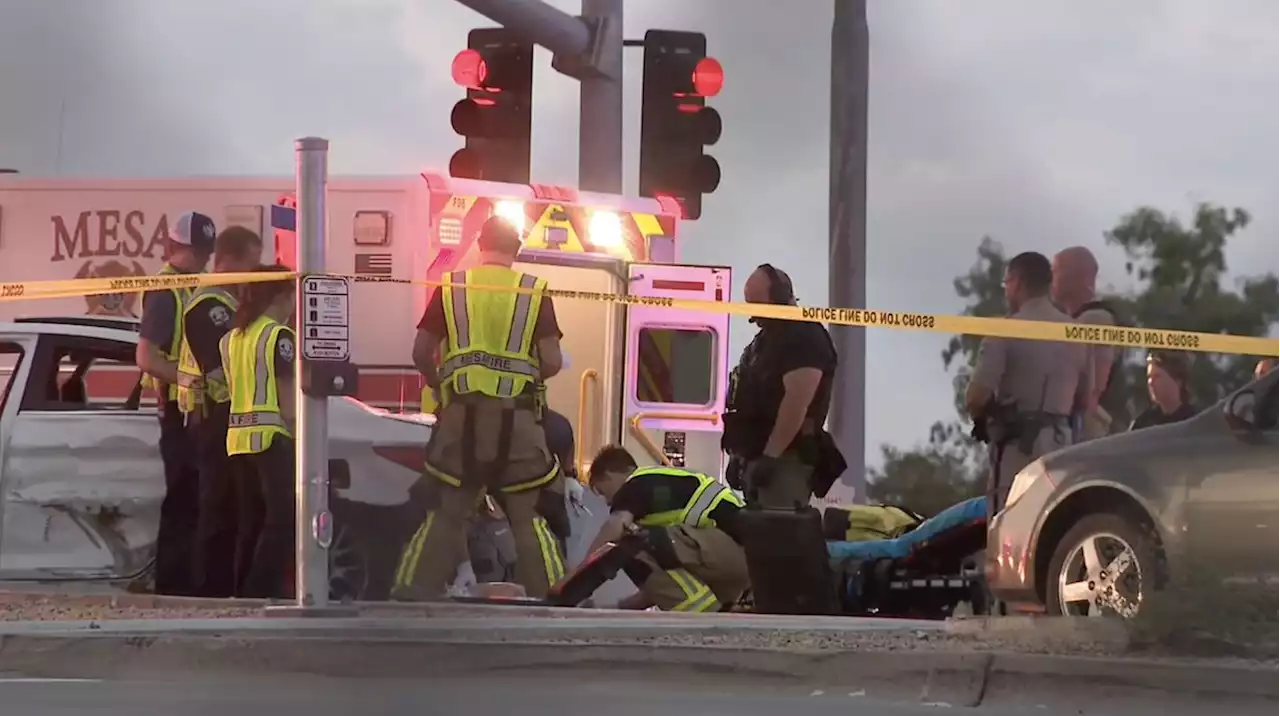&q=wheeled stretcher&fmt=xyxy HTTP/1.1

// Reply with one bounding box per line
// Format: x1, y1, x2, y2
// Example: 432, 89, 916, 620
453, 497, 991, 619
826, 497, 989, 618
